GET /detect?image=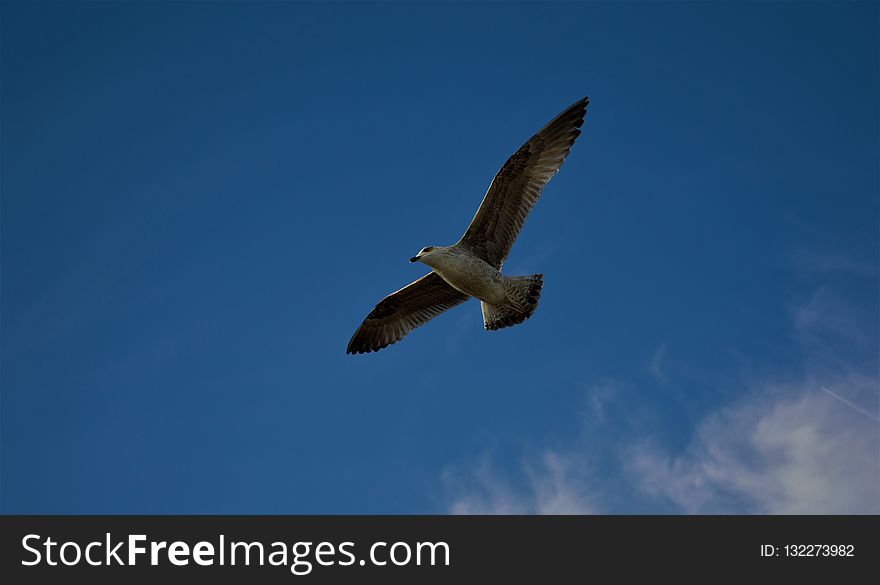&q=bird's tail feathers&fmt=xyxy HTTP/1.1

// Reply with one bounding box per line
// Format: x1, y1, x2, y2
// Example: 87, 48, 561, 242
481, 274, 543, 331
